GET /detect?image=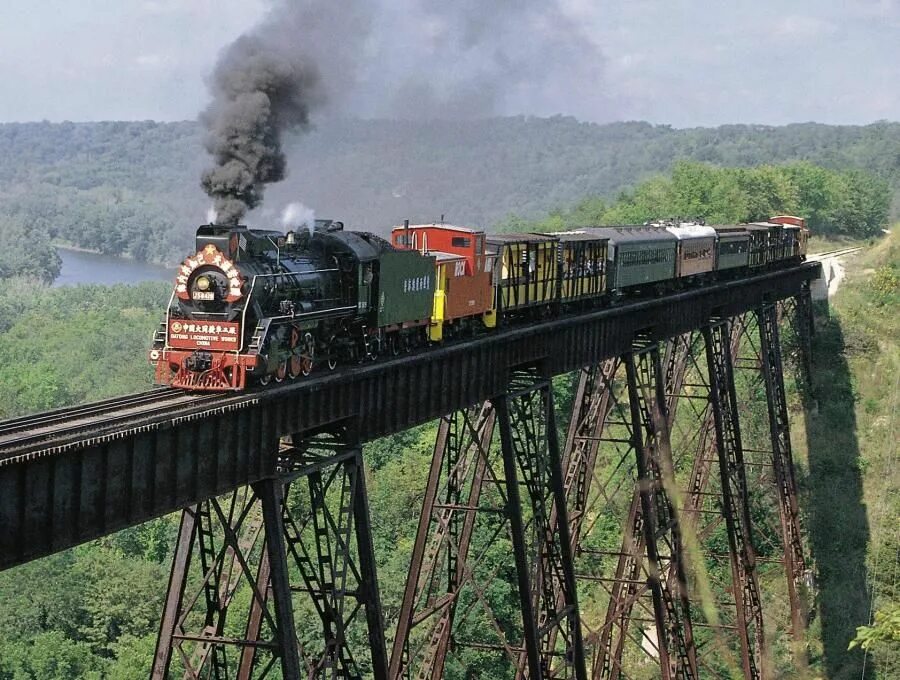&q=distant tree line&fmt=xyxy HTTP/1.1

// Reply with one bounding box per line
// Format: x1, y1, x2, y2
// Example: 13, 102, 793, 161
496, 161, 891, 238
0, 118, 897, 284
